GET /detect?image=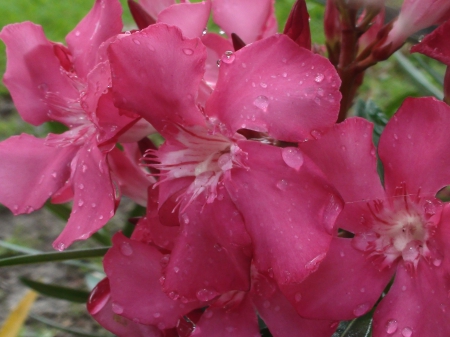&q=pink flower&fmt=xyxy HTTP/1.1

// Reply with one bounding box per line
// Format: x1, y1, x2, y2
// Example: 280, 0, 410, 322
286, 97, 450, 336
0, 0, 153, 249
379, 0, 450, 56
108, 23, 343, 299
